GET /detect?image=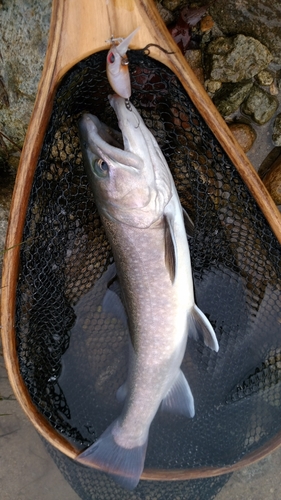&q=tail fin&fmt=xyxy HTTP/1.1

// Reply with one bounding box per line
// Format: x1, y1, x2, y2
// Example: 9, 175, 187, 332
189, 304, 219, 352
76, 421, 147, 490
